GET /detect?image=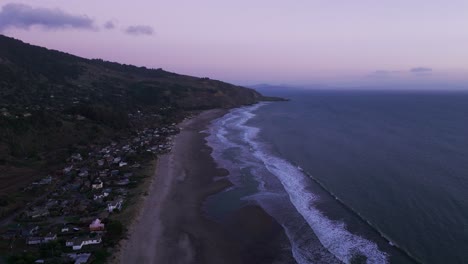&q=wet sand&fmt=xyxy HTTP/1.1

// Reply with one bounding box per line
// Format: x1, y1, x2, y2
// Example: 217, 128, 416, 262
118, 109, 294, 264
